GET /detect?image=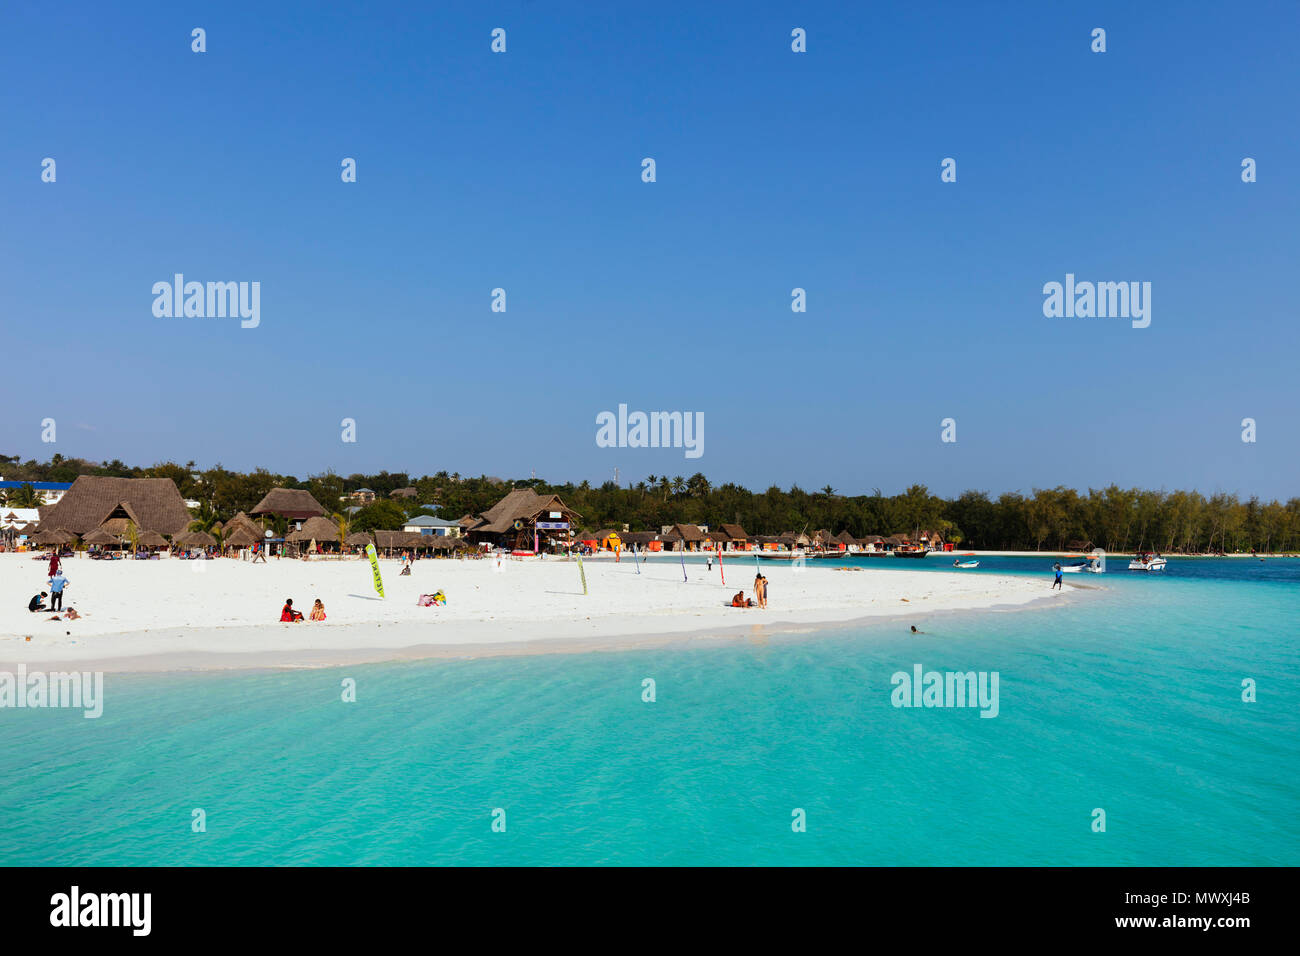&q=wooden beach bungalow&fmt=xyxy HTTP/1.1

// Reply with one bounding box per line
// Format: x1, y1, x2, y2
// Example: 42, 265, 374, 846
663, 523, 706, 552
719, 524, 750, 551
